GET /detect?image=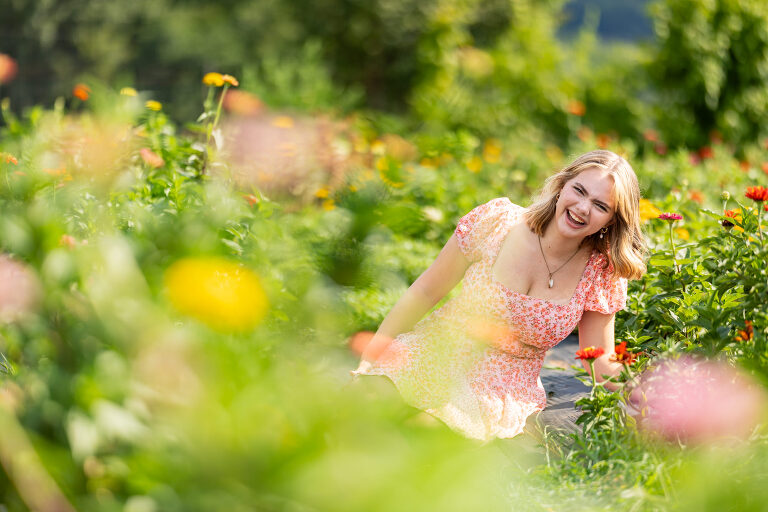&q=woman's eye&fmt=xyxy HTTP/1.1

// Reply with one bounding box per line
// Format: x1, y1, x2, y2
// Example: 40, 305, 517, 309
595, 204, 607, 212
574, 186, 584, 195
